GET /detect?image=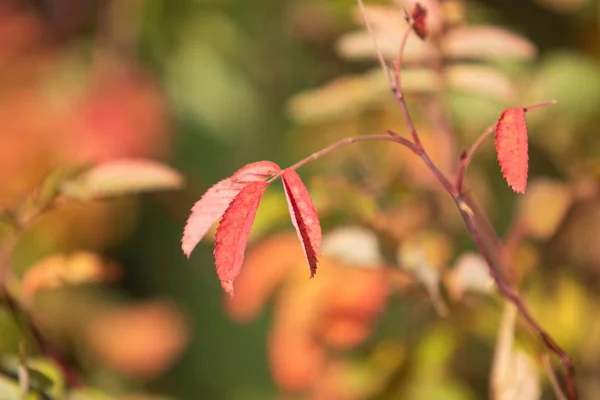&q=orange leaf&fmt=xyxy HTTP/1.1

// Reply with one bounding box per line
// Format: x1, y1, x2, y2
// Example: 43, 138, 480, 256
214, 180, 269, 295
182, 161, 280, 257
411, 2, 427, 40
281, 169, 322, 277
225, 232, 305, 322
495, 107, 528, 193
